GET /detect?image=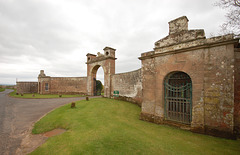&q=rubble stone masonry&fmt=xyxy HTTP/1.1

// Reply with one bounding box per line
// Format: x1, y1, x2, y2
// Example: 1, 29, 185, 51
16, 82, 38, 94
111, 69, 142, 106
38, 76, 87, 95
